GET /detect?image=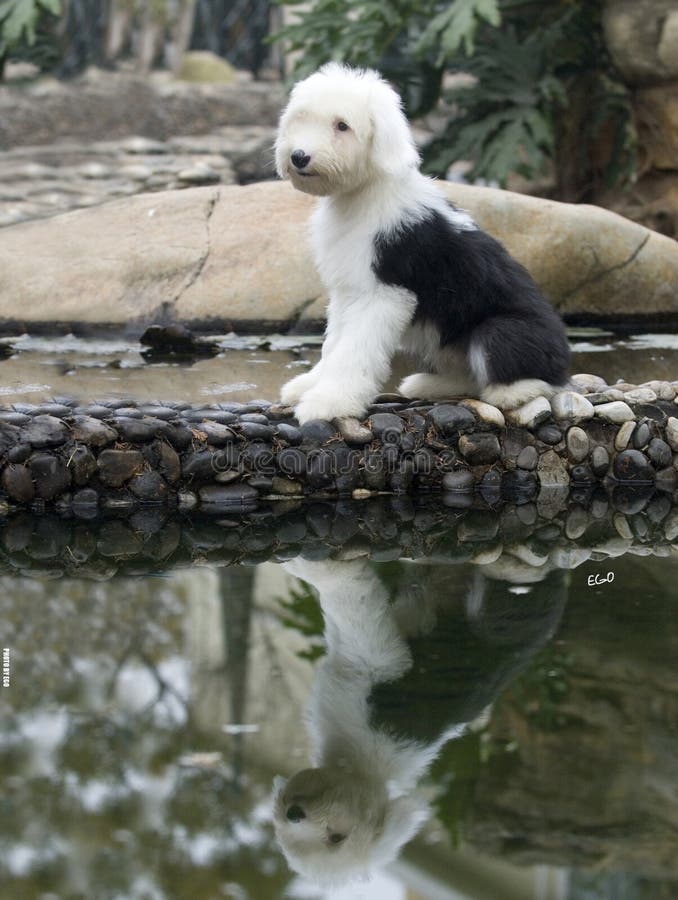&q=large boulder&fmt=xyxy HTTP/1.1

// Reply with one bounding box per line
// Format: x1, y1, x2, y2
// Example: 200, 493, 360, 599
602, 0, 678, 86
0, 180, 676, 330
